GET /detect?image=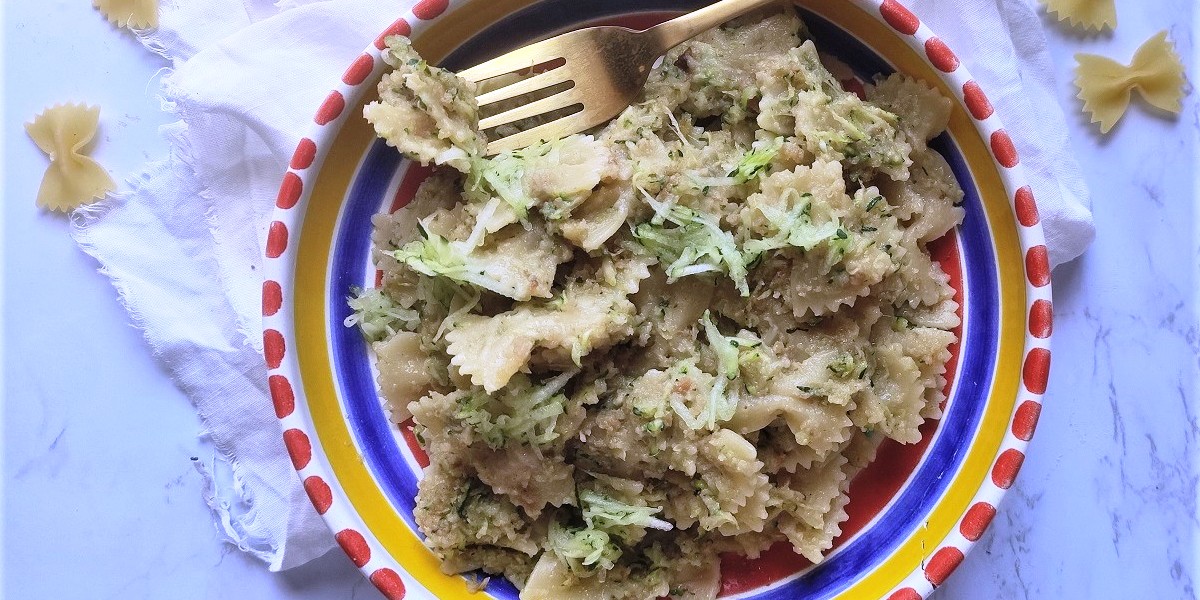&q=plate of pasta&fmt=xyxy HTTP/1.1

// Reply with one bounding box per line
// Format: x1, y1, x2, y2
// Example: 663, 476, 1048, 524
260, 1, 1053, 599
